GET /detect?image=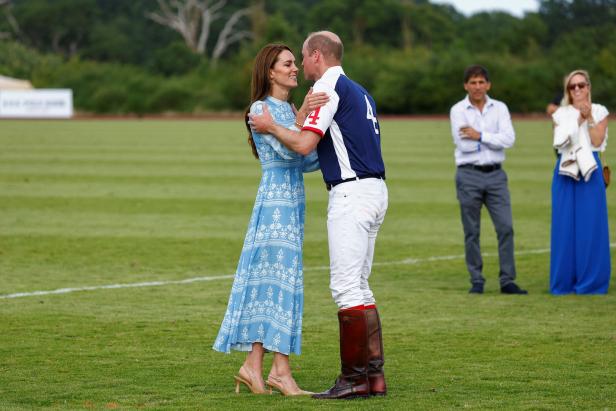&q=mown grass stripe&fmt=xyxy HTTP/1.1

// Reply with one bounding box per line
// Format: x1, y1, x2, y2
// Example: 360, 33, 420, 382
2, 246, 585, 299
